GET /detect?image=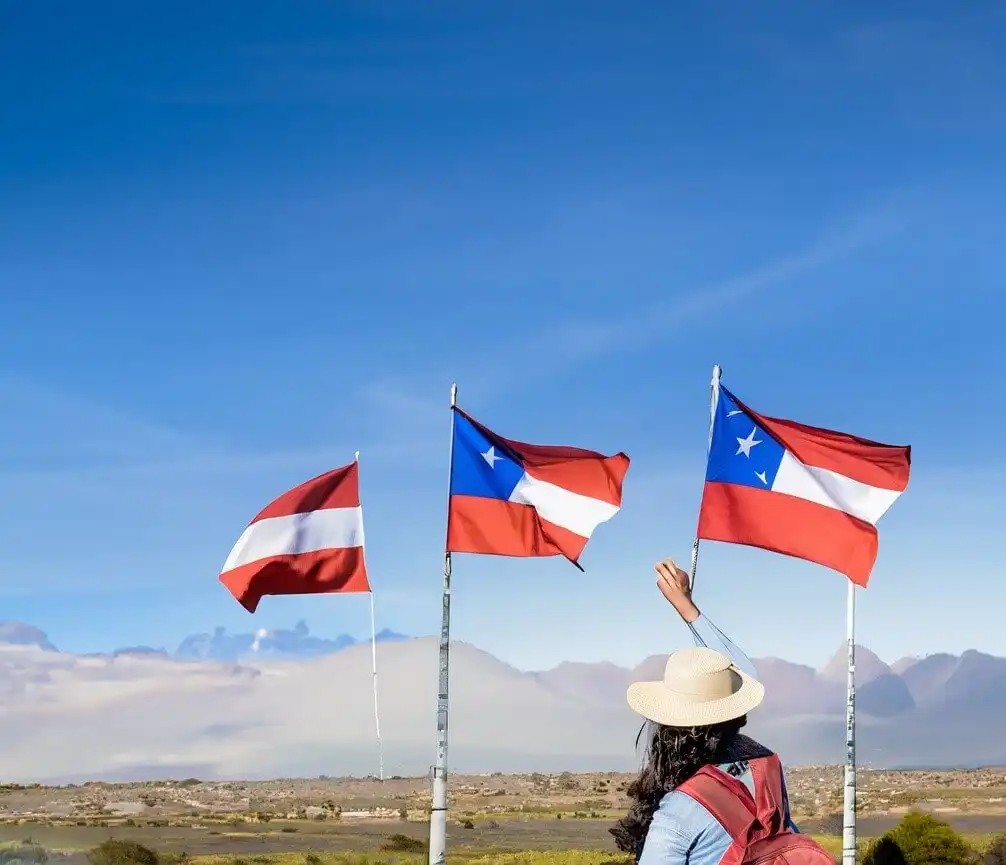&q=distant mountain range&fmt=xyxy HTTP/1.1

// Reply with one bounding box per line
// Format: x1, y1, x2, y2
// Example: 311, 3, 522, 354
618, 644, 1006, 769
173, 620, 411, 661
532, 643, 1006, 737
0, 620, 1003, 781
0, 619, 411, 661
